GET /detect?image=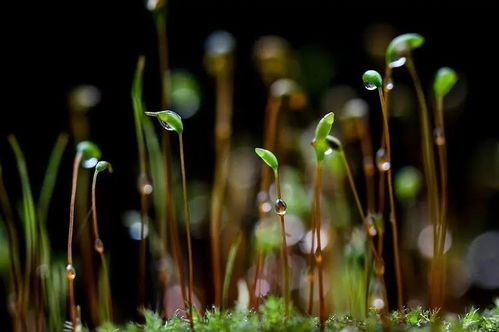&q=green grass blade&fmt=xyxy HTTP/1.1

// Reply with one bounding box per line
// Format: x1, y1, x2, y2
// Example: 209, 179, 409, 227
132, 56, 148, 174
0, 164, 22, 311
142, 117, 167, 250
8, 135, 38, 311
222, 234, 242, 309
